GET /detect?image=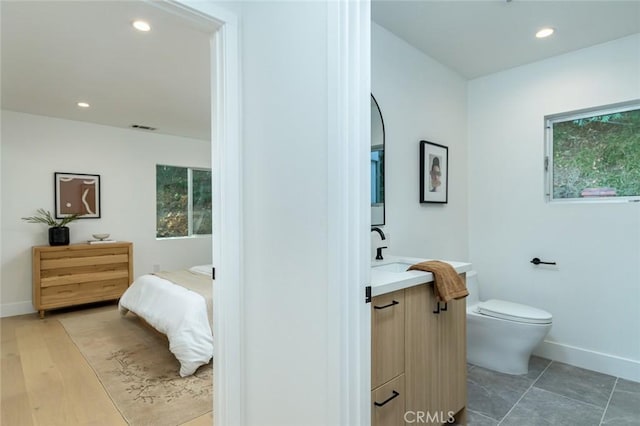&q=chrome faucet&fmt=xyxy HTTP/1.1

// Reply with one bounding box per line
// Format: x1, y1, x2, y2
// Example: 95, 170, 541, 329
371, 227, 387, 260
